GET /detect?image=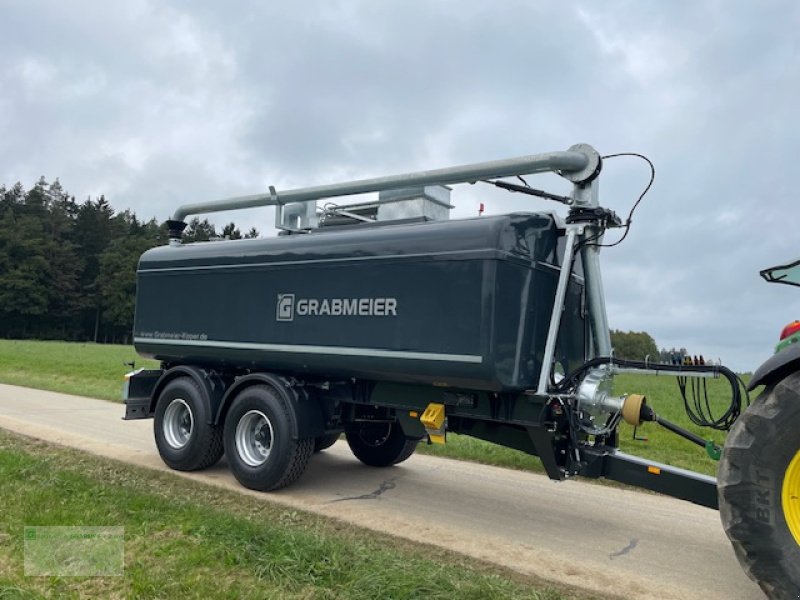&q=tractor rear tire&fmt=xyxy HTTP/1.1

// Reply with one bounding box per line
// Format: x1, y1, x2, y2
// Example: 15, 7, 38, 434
345, 422, 418, 467
718, 371, 800, 598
